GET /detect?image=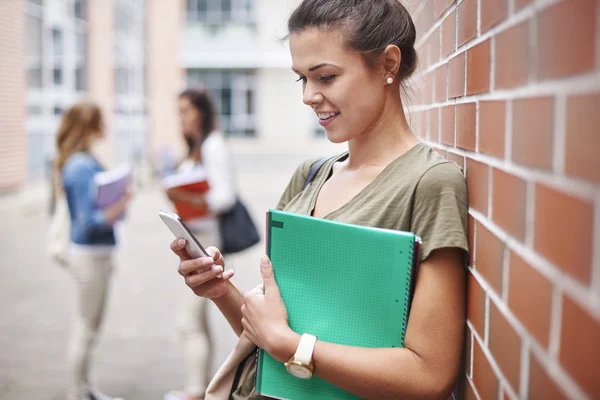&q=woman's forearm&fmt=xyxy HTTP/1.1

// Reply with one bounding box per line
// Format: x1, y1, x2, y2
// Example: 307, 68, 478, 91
311, 342, 455, 400
213, 281, 245, 336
